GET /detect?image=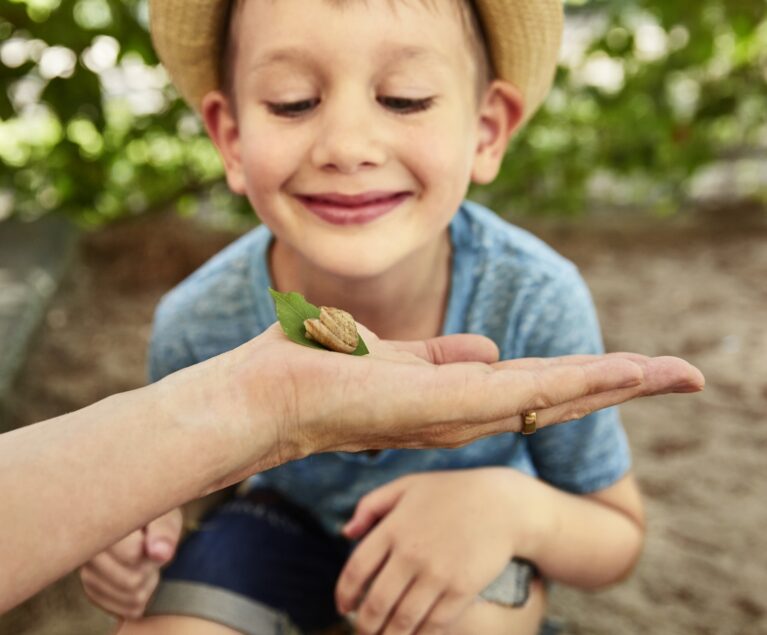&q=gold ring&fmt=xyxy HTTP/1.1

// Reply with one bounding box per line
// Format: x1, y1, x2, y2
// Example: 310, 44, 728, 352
521, 411, 537, 435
